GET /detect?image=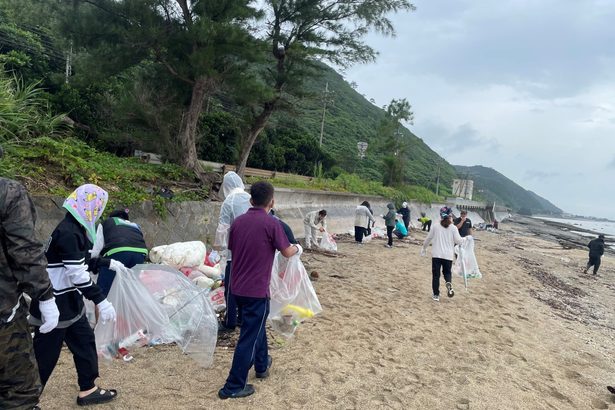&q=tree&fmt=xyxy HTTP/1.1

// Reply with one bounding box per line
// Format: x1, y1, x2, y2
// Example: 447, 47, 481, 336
235, 0, 415, 177
379, 97, 413, 186
65, 0, 259, 175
